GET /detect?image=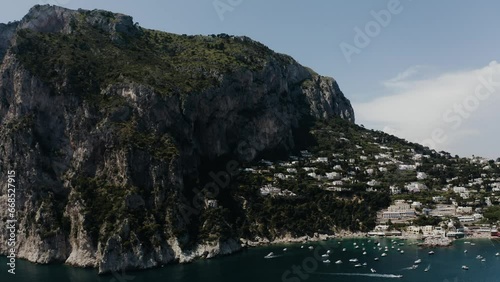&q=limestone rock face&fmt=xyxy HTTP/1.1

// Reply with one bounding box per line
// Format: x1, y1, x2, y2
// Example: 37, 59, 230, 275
0, 5, 355, 273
